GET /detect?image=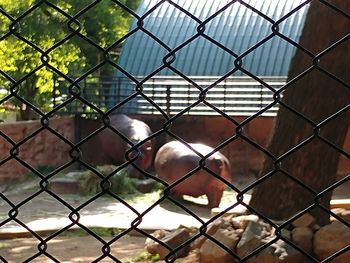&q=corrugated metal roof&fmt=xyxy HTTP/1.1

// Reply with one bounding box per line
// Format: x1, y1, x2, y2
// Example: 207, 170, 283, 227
116, 0, 309, 77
